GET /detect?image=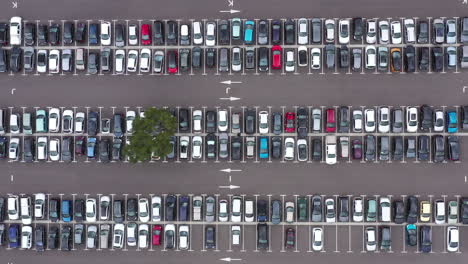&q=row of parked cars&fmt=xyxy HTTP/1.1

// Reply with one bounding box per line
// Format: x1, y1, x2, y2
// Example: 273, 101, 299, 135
2, 17, 468, 47
2, 45, 468, 74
